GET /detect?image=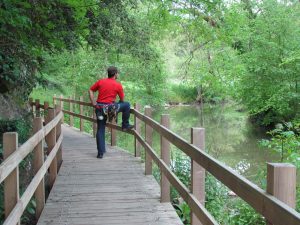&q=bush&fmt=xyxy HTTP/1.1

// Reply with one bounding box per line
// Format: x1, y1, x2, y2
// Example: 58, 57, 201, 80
168, 84, 198, 104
